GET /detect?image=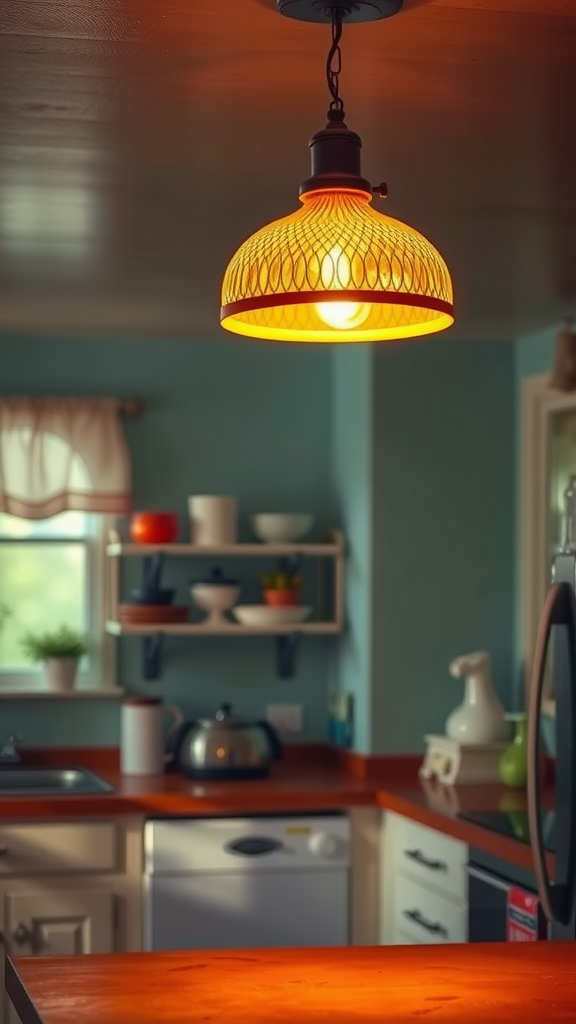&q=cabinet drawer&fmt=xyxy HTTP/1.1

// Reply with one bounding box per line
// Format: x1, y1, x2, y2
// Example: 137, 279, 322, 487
0, 821, 118, 875
388, 814, 466, 901
393, 874, 467, 945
